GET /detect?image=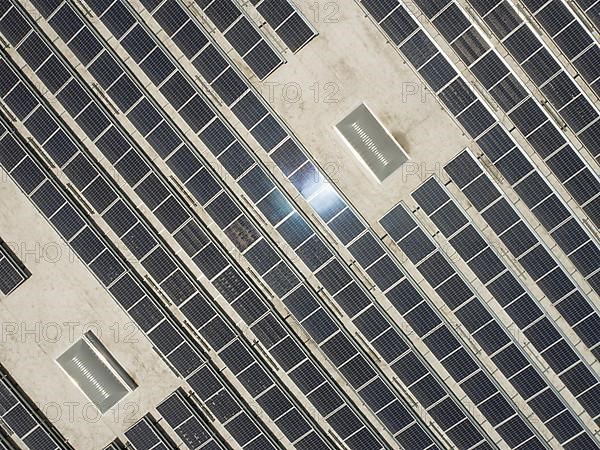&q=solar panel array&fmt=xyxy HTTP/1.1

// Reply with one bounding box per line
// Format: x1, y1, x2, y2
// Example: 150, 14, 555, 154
382, 190, 600, 440
0, 0, 599, 448
380, 201, 598, 448
358, 0, 600, 290
0, 45, 336, 450
518, 0, 600, 96
18, 2, 504, 449
0, 239, 28, 295
71, 2, 564, 446
0, 367, 71, 450
1, 4, 395, 448
368, 0, 600, 228
0, 116, 282, 449
7, 0, 493, 448
172, 0, 285, 79
109, 0, 283, 80
428, 171, 600, 414
412, 0, 600, 214
444, 152, 600, 360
